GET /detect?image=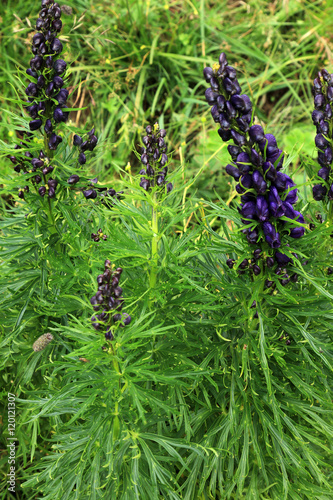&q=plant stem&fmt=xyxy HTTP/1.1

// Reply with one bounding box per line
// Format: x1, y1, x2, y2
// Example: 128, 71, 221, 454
149, 192, 159, 300
328, 200, 333, 226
